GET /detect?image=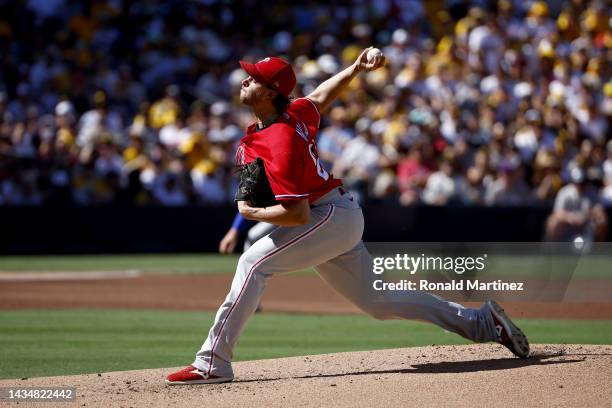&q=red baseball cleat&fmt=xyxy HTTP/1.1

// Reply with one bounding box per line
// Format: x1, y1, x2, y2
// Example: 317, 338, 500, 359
165, 365, 233, 385
486, 300, 530, 358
